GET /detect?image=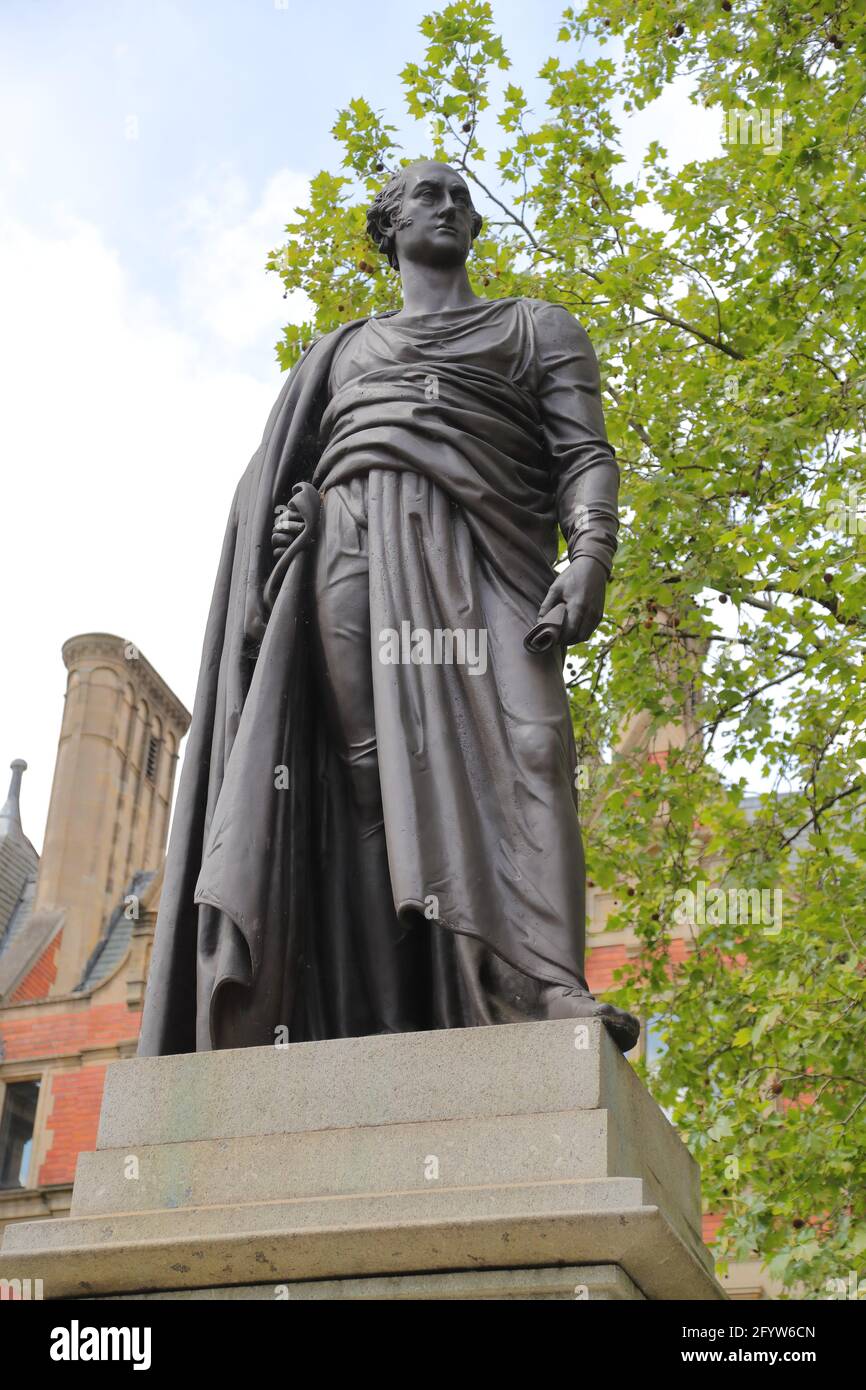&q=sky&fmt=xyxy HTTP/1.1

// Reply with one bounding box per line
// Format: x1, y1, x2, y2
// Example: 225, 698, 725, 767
0, 0, 722, 851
